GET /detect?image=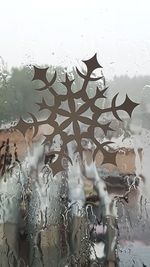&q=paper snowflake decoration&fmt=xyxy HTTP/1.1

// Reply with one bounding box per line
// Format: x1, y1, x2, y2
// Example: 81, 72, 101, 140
15, 54, 139, 176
